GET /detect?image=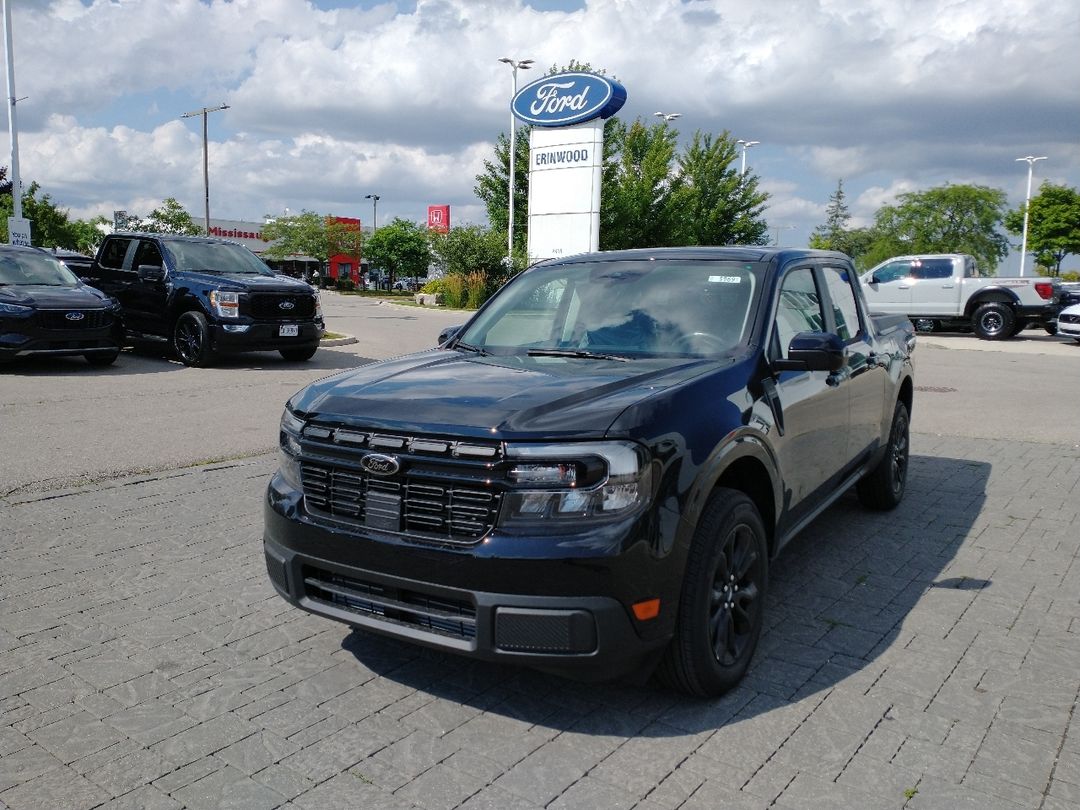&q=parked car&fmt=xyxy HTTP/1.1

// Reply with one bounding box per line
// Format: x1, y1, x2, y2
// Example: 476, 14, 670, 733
1058, 303, 1080, 343
264, 247, 916, 696
0, 245, 123, 366
83, 233, 324, 366
49, 248, 95, 278
860, 254, 1062, 339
